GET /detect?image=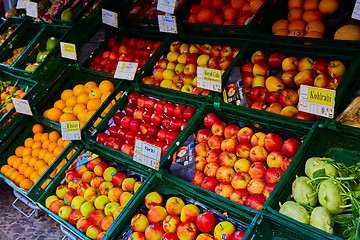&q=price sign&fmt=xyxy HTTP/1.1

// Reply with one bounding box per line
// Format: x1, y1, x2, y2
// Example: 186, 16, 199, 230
197, 67, 222, 92
114, 61, 138, 80
157, 0, 176, 14
133, 139, 161, 170
17, 0, 29, 9
352, 0, 360, 20
75, 151, 99, 169
60, 42, 77, 60
26, 1, 38, 18
298, 85, 336, 118
12, 98, 33, 116
158, 15, 178, 34
61, 121, 81, 140
102, 9, 118, 28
